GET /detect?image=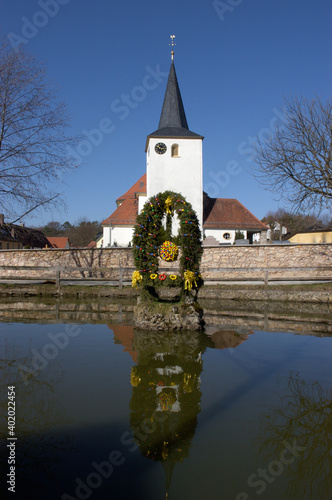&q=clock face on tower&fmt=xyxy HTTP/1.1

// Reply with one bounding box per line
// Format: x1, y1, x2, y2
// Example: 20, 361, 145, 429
155, 142, 167, 155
